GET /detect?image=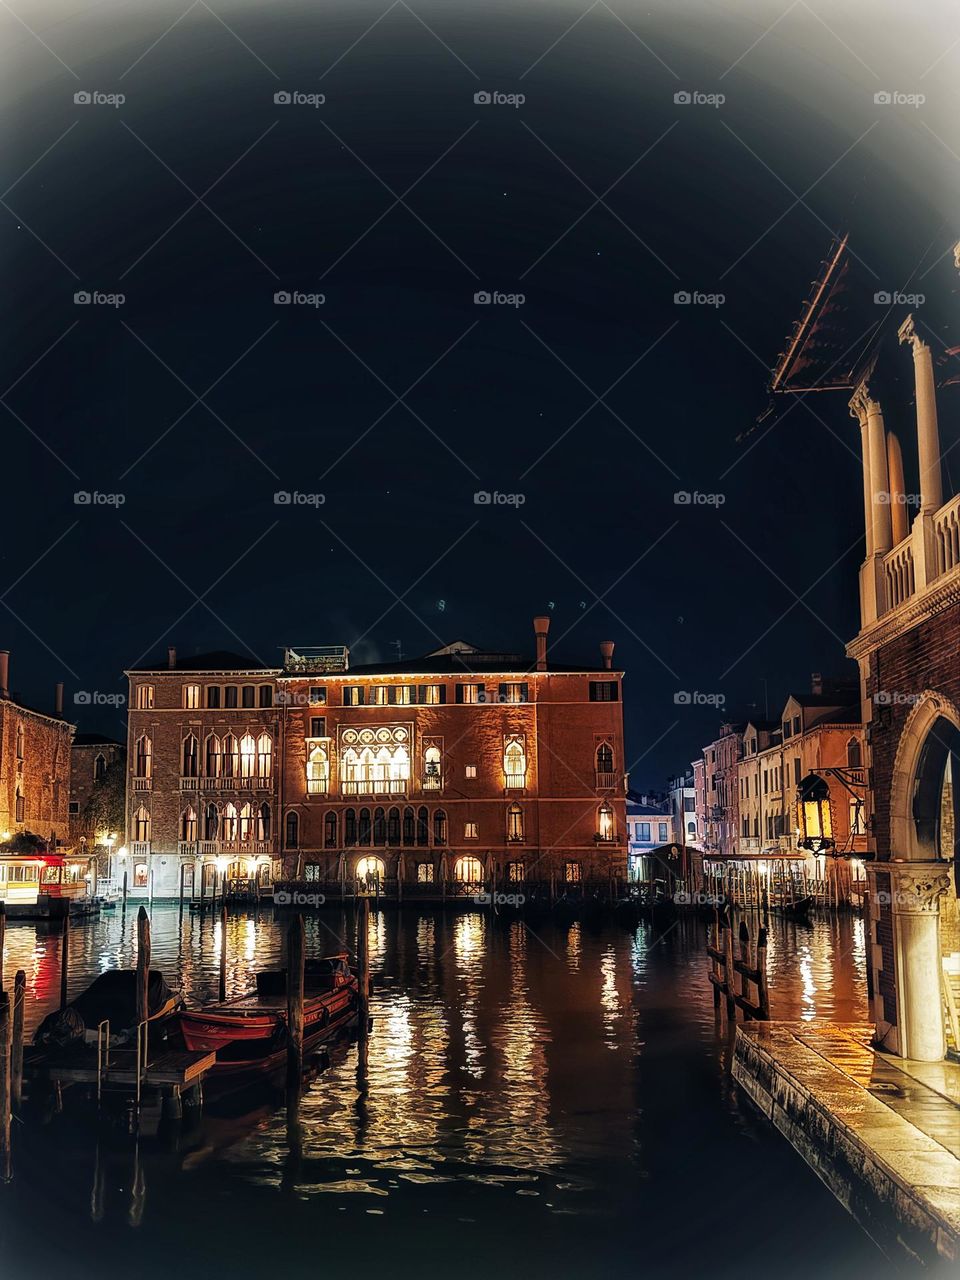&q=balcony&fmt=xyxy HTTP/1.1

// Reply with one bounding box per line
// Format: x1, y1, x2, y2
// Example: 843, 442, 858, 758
132, 776, 152, 791
595, 771, 617, 790
129, 841, 150, 857
504, 775, 526, 791
340, 779, 408, 797
179, 775, 199, 790
883, 539, 915, 610
935, 493, 960, 575
198, 840, 270, 856
199, 775, 273, 791
421, 773, 442, 791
